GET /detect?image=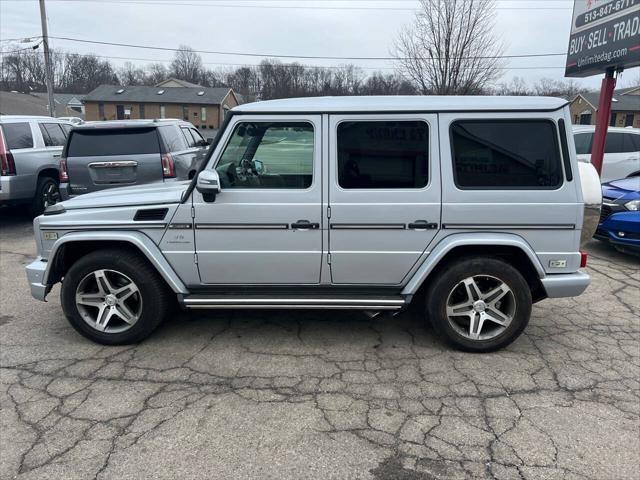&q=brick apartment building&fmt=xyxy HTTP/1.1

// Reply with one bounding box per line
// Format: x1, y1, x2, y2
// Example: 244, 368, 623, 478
569, 86, 640, 128
82, 78, 240, 132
